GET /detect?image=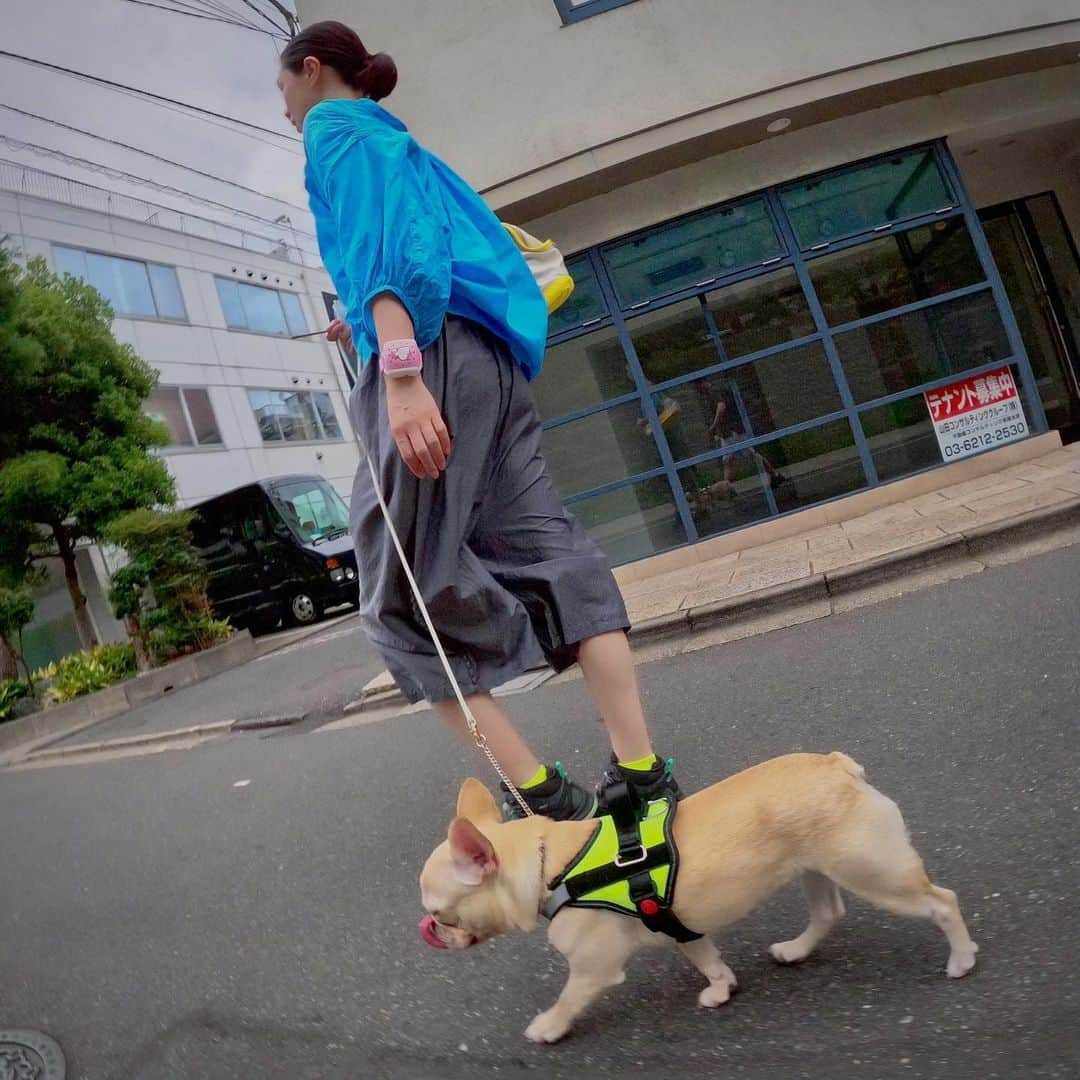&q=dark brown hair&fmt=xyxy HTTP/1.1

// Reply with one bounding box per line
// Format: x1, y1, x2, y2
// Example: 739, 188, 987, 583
281, 20, 397, 102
